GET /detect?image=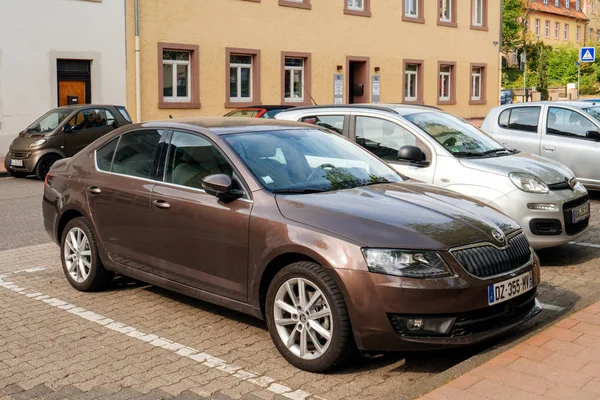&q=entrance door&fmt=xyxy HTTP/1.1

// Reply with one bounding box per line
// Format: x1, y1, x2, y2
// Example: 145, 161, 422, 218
57, 59, 91, 106
347, 57, 369, 104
